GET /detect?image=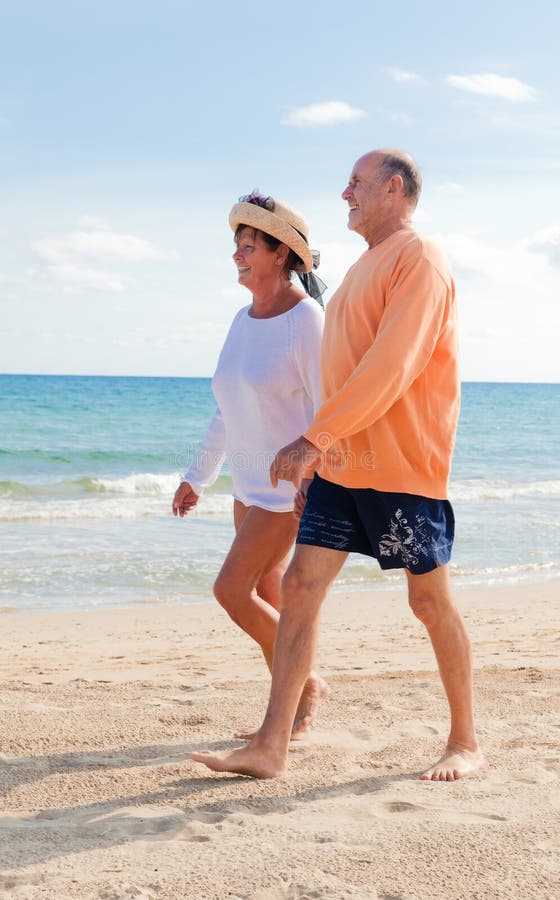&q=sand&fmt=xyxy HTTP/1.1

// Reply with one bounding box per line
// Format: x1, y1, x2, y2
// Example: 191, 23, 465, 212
1, 579, 559, 899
